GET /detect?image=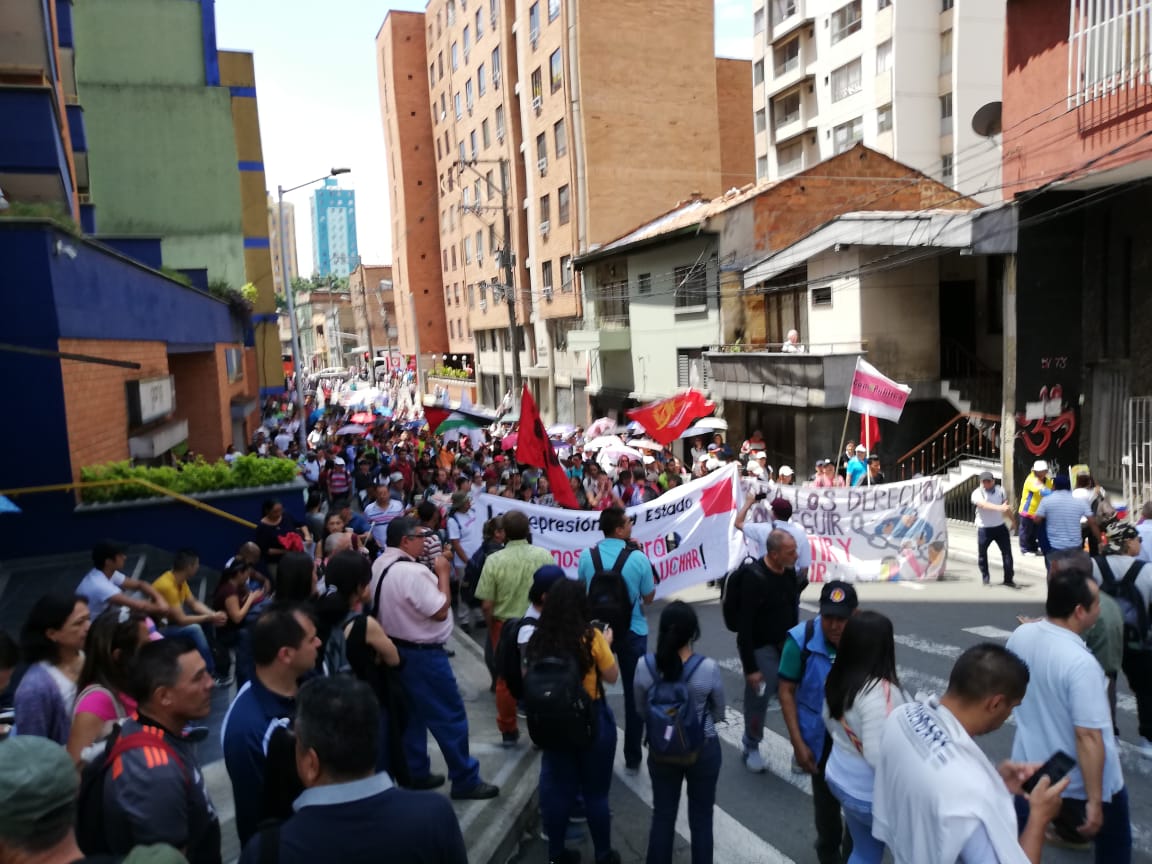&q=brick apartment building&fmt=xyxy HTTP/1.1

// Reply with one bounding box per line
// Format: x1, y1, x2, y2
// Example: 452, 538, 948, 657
377, 0, 753, 421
